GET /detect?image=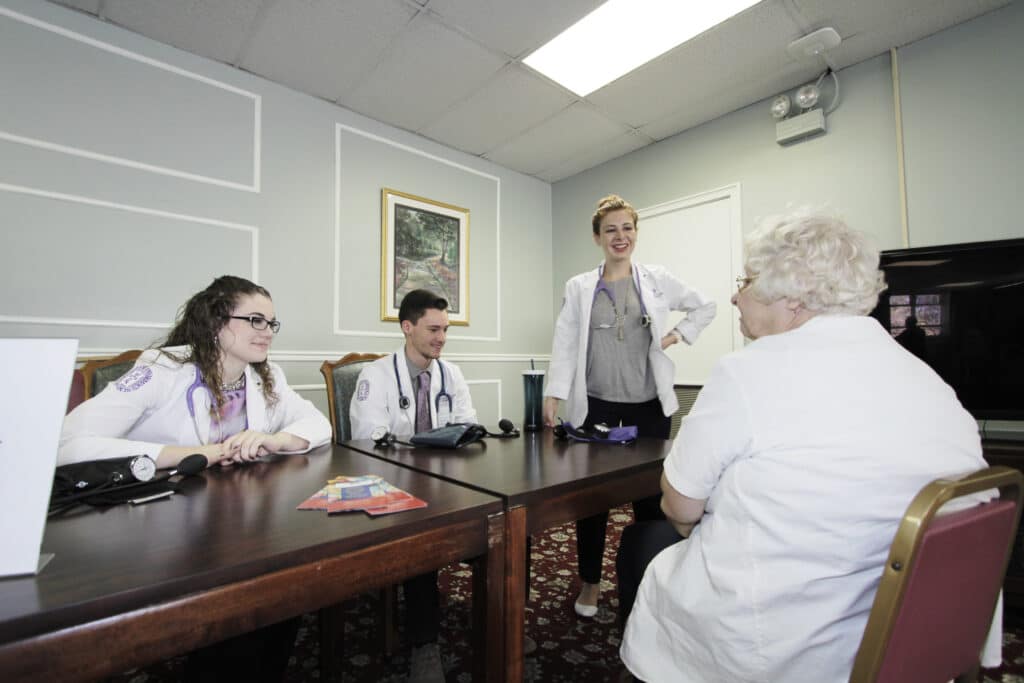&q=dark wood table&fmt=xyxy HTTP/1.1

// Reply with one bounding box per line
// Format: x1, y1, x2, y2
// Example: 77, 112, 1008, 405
345, 429, 672, 682
0, 446, 505, 682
